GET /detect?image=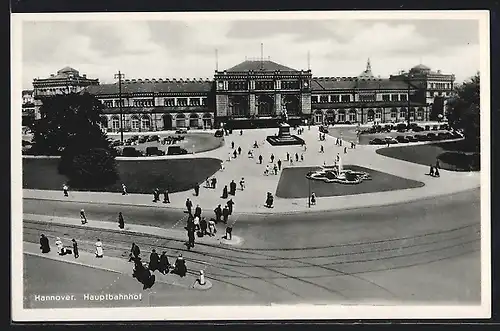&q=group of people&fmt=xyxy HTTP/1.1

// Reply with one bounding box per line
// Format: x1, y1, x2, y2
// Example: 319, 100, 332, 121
429, 160, 441, 177
40, 234, 102, 259
152, 187, 170, 203
221, 179, 240, 198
